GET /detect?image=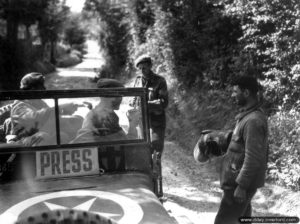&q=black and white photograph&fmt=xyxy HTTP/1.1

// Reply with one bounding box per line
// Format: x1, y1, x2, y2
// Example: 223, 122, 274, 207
0, 0, 299, 223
